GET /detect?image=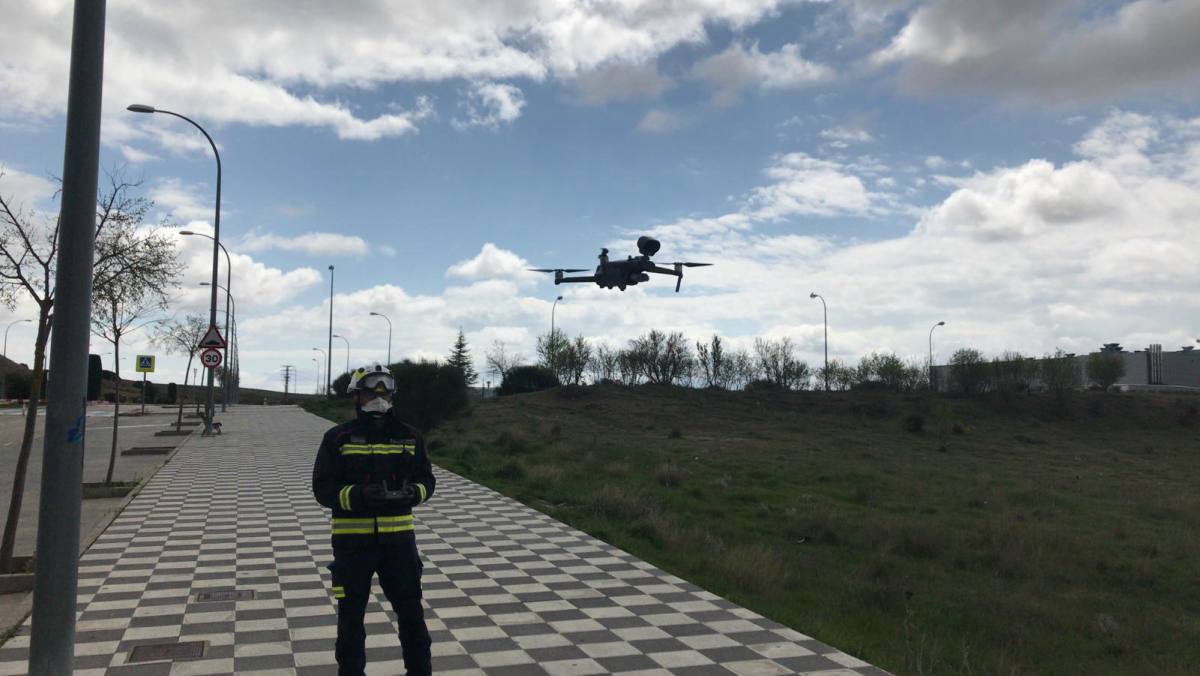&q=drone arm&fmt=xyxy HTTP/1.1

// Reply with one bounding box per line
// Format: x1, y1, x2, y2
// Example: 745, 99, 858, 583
557, 275, 599, 284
